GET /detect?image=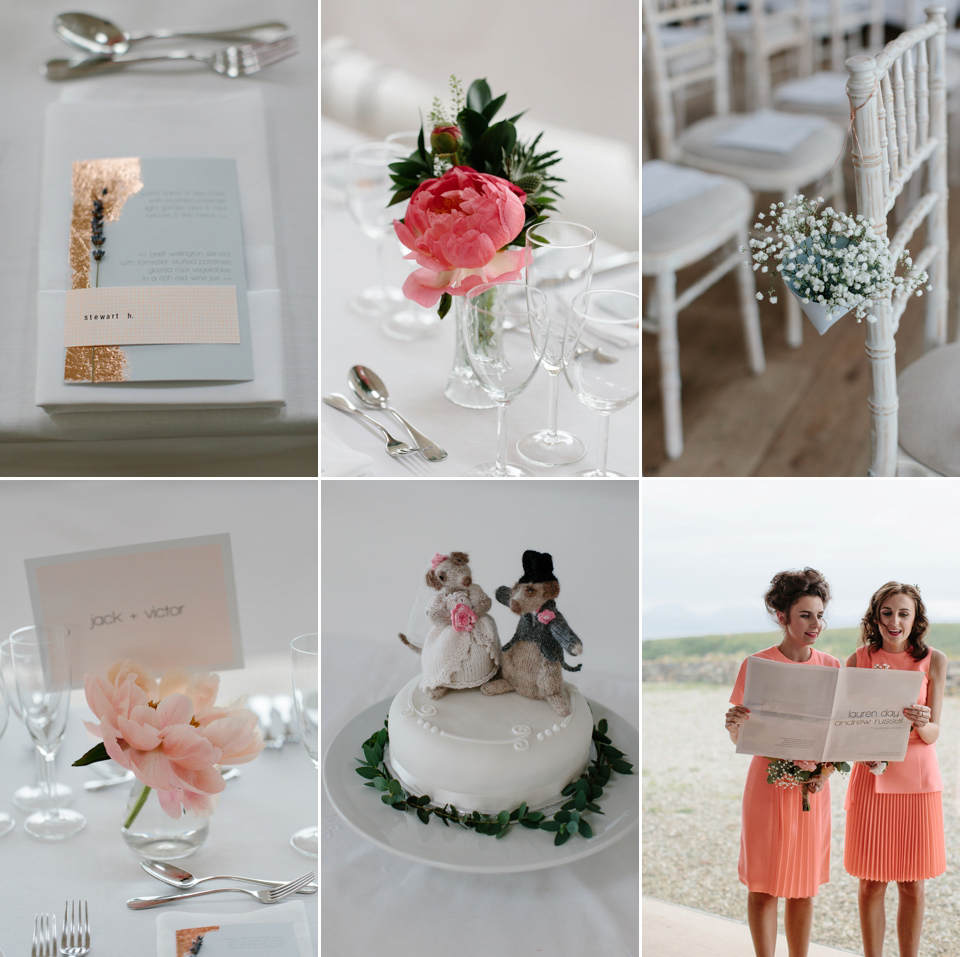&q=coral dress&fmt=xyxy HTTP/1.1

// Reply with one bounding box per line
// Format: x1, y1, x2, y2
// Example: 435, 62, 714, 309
843, 646, 946, 882
730, 646, 841, 898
